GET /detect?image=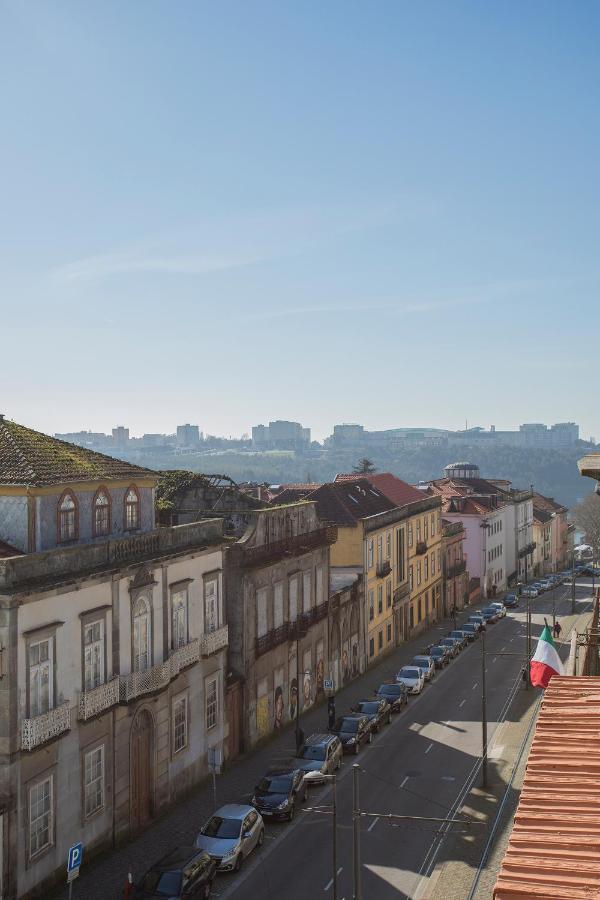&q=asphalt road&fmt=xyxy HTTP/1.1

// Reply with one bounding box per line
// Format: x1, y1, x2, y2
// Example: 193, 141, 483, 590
218, 581, 594, 900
